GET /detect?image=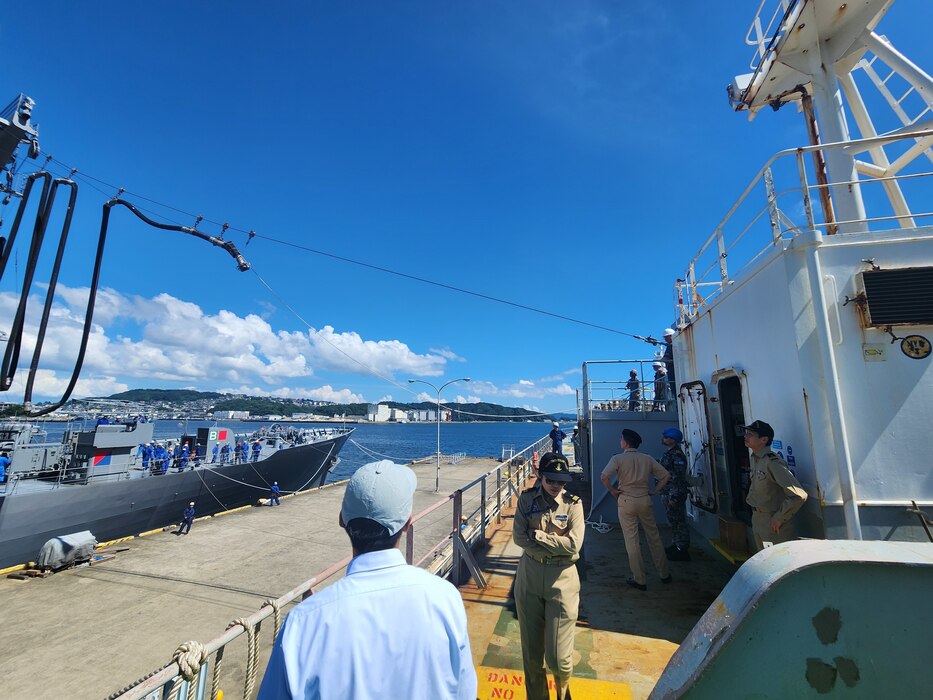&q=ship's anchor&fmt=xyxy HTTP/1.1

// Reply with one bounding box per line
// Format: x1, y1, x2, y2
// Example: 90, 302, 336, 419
0, 171, 251, 418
